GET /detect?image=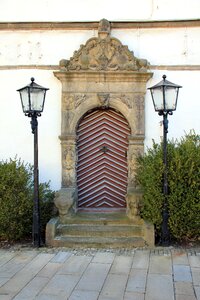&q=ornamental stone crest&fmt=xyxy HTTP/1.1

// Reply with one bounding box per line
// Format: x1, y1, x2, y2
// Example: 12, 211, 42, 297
59, 19, 149, 72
